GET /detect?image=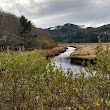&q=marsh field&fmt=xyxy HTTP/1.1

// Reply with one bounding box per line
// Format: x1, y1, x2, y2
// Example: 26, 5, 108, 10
59, 43, 110, 60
